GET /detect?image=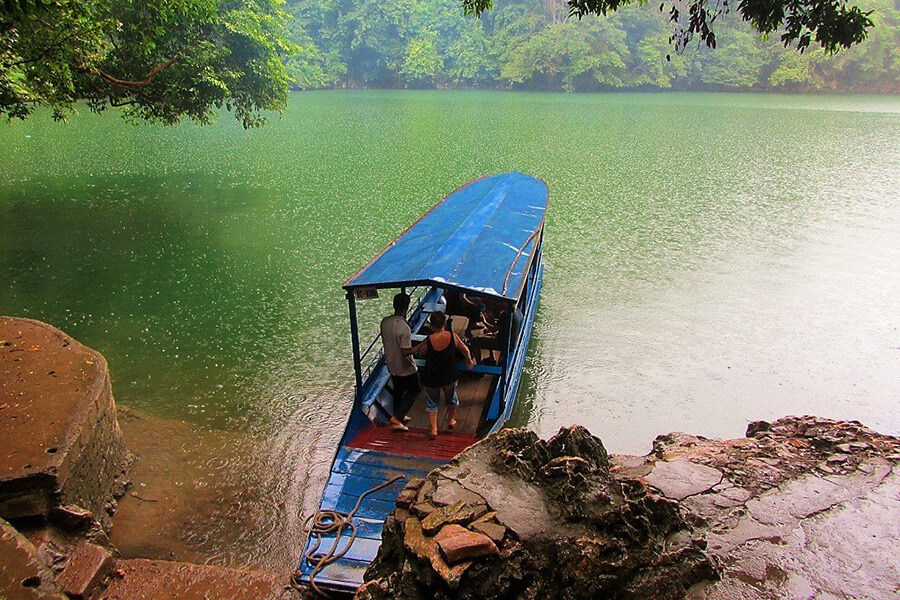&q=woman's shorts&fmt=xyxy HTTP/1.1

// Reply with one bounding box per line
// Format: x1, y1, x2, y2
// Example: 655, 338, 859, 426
424, 382, 459, 413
